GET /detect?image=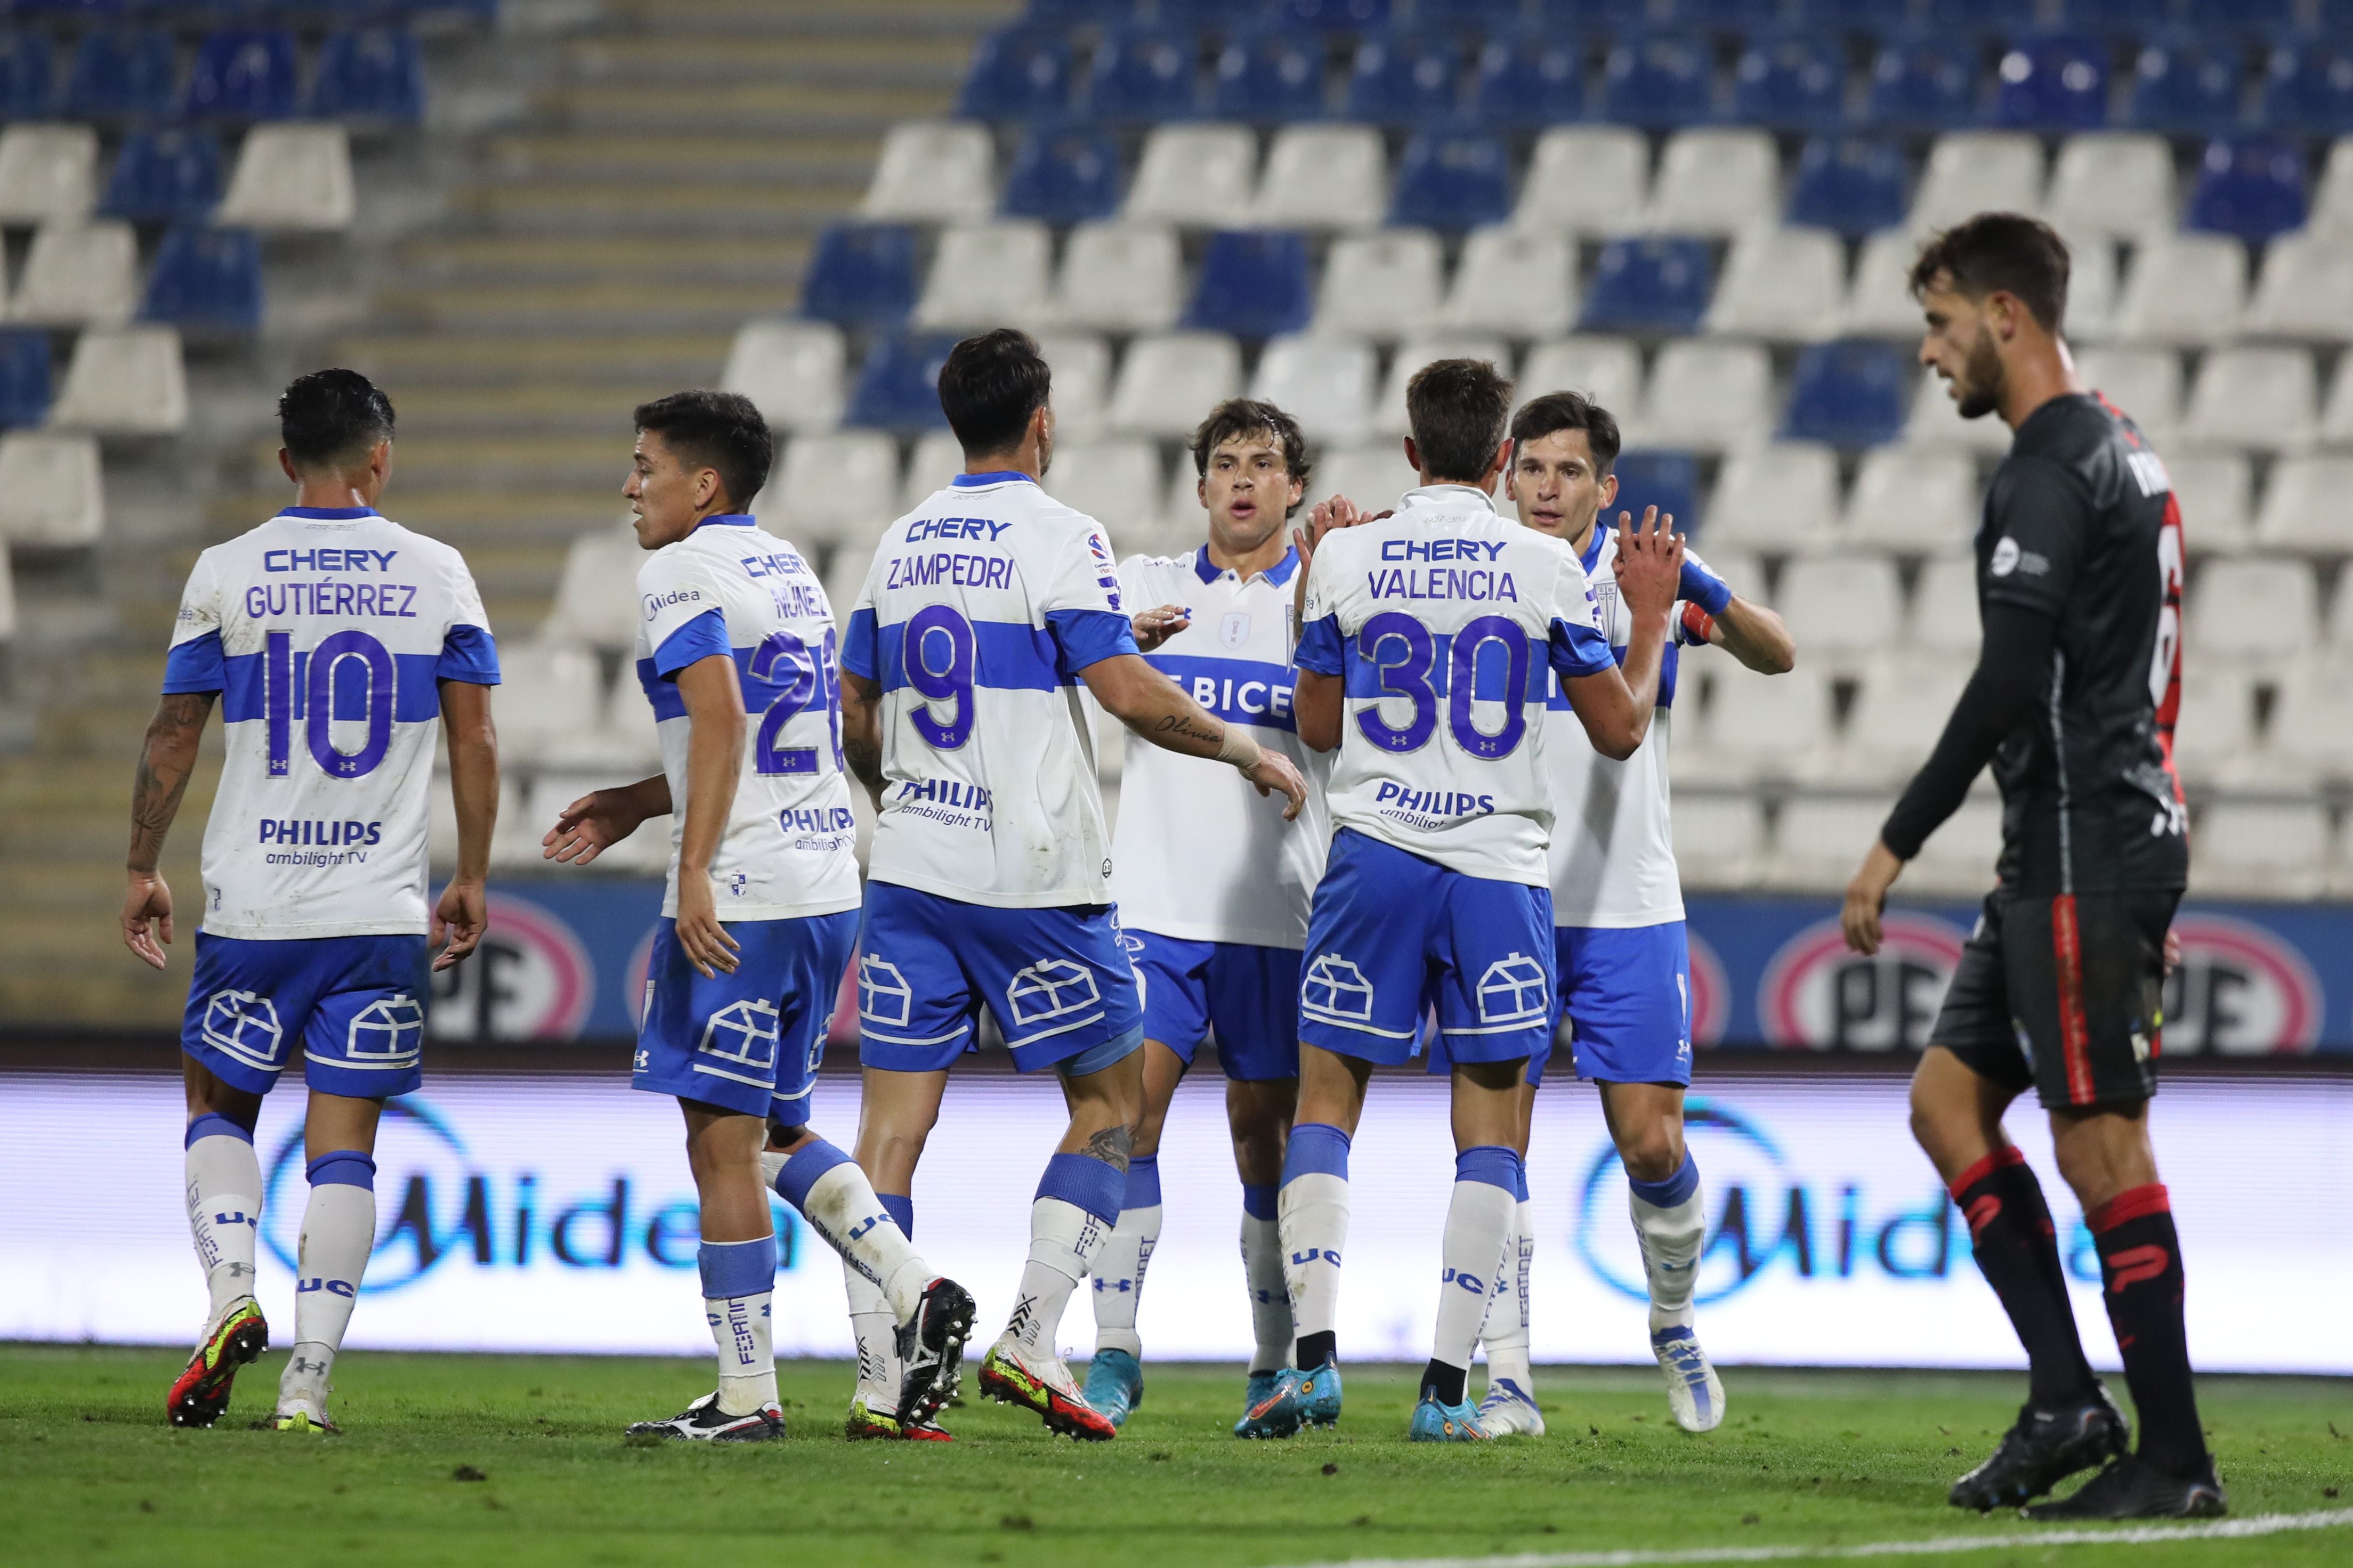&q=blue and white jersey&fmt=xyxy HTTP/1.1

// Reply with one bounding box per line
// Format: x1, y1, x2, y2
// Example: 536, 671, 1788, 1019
1294, 484, 1614, 888
844, 471, 1140, 908
1110, 544, 1332, 949
161, 506, 499, 940
634, 515, 861, 922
